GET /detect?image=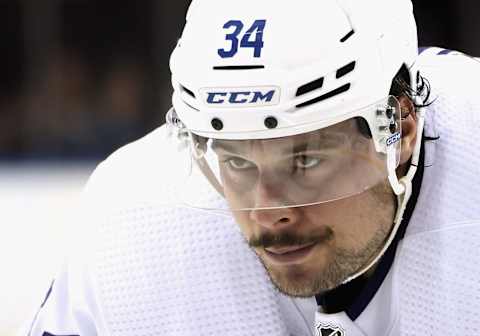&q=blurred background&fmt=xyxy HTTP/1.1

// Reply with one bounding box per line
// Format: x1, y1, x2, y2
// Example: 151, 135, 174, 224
1, 0, 479, 335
